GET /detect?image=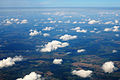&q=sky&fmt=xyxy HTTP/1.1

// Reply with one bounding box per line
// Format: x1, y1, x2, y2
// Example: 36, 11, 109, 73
0, 0, 120, 7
